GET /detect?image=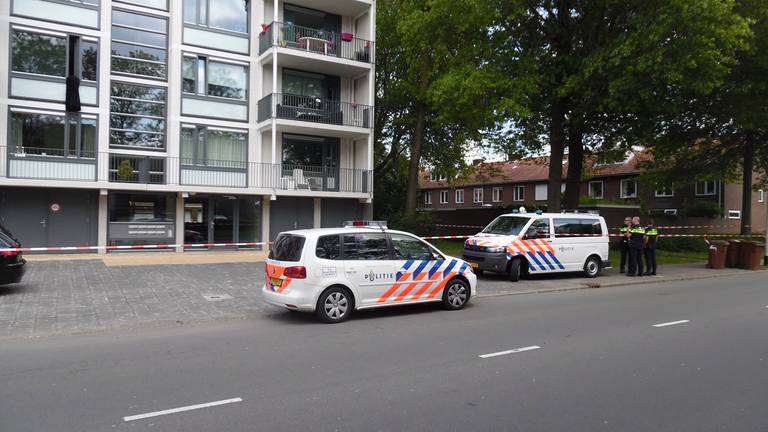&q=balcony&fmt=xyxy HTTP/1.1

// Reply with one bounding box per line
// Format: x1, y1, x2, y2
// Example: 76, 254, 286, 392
257, 93, 372, 129
2, 147, 372, 194
259, 22, 373, 64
